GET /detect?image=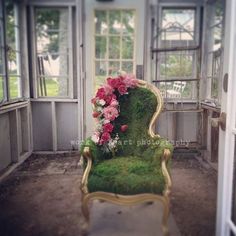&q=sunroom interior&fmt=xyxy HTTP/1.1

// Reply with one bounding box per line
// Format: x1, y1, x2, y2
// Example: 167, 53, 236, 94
0, 0, 234, 235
